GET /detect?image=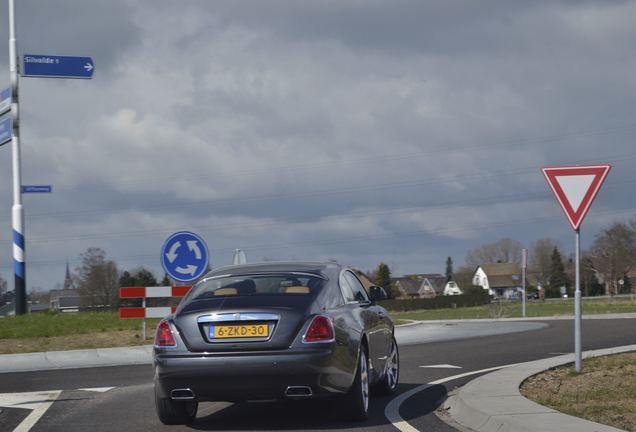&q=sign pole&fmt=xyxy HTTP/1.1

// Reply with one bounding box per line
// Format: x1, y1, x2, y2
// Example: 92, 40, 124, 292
574, 229, 582, 372
521, 248, 527, 317
142, 297, 147, 340
8, 0, 26, 315
542, 164, 611, 373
